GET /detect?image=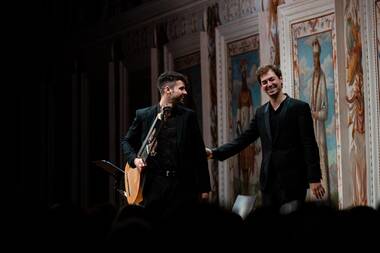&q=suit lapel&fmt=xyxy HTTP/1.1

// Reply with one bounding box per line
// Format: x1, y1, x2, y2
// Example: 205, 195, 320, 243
145, 105, 159, 135
264, 103, 272, 143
